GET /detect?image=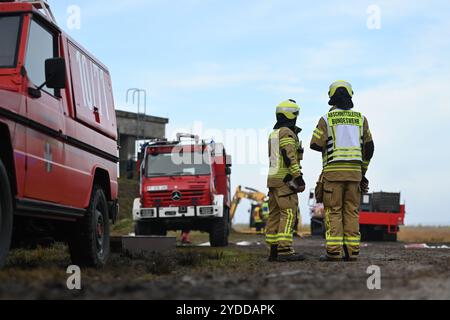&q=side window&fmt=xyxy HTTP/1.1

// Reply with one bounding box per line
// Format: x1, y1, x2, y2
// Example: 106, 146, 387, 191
0, 16, 21, 68
25, 19, 56, 96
